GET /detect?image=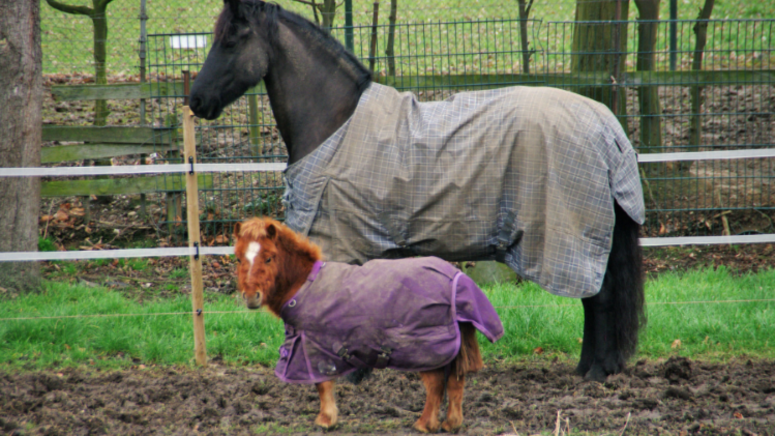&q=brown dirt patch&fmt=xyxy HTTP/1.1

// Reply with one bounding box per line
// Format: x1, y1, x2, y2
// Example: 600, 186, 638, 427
2, 358, 773, 435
